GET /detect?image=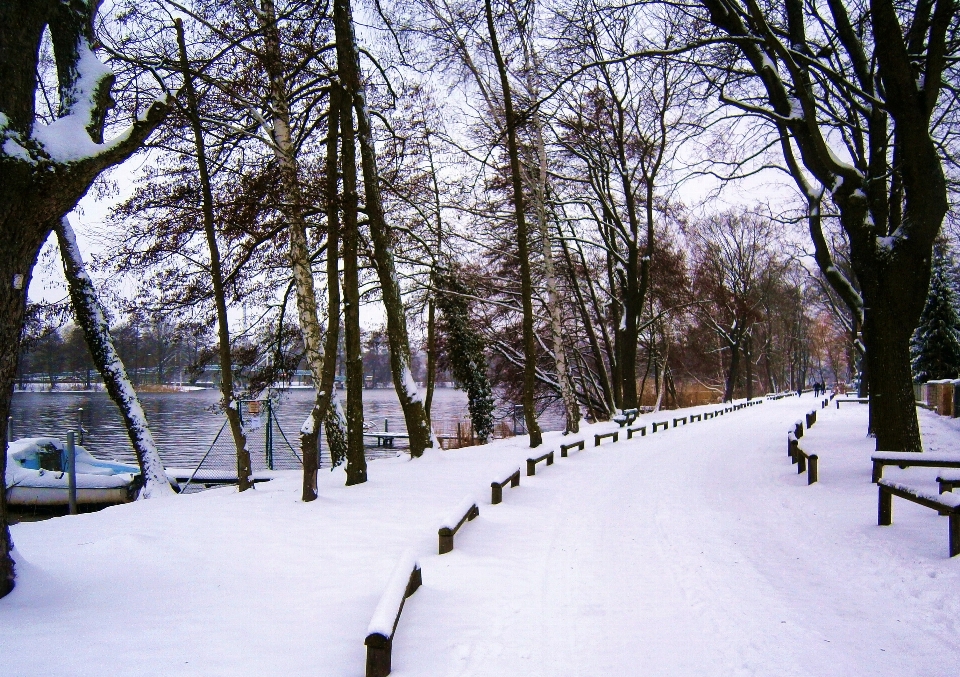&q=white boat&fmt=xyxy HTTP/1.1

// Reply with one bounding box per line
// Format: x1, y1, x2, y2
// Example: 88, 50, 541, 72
5, 437, 143, 507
